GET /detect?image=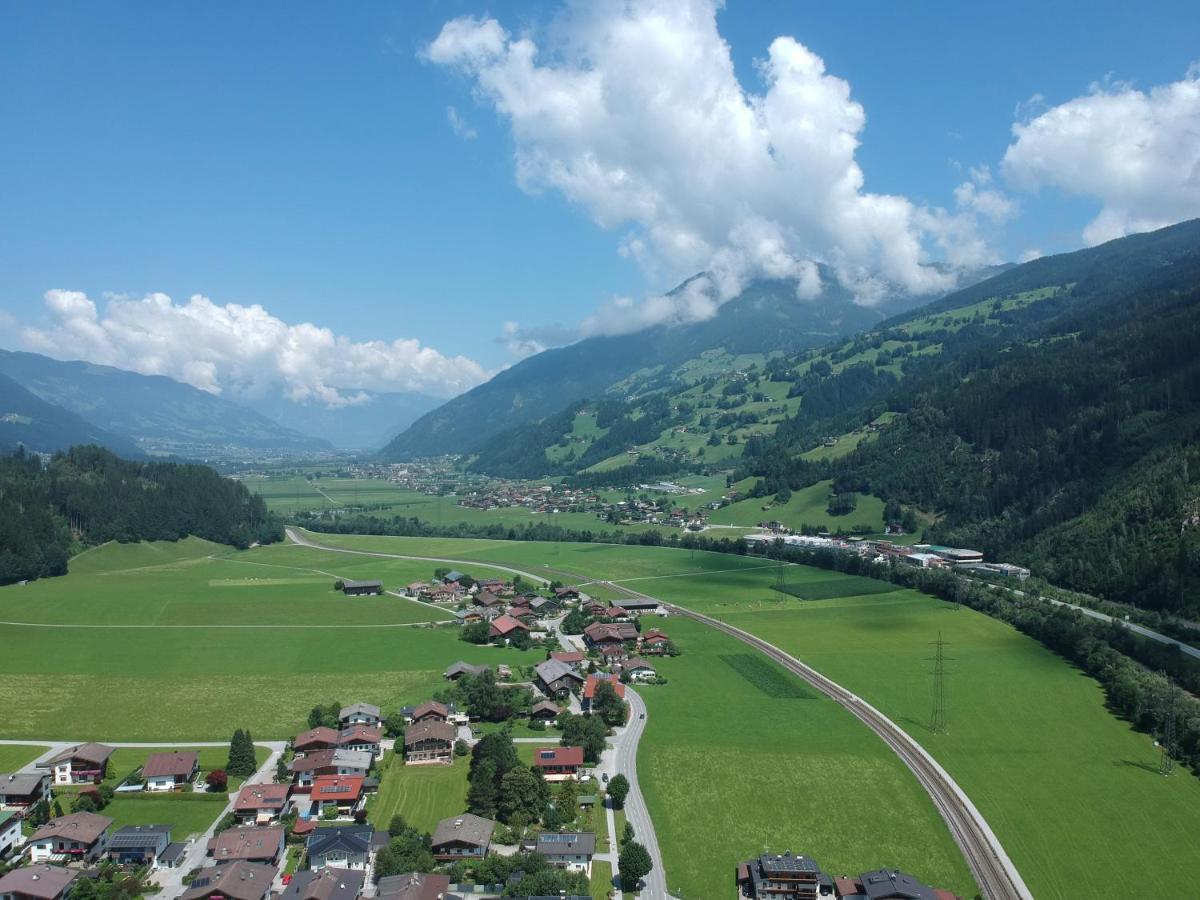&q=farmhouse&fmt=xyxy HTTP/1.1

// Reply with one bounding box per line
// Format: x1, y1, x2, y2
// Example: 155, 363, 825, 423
403, 720, 456, 764
410, 701, 448, 723
583, 622, 638, 652
338, 703, 381, 727
618, 598, 660, 614
531, 746, 584, 782
473, 591, 504, 609
309, 776, 365, 818
530, 700, 561, 722
0, 771, 50, 809
639, 629, 672, 655
305, 824, 378, 870
28, 812, 112, 863
106, 825, 171, 866
293, 727, 339, 756
582, 674, 626, 713
233, 784, 291, 824
41, 744, 113, 785
535, 831, 595, 875
180, 862, 277, 900
0, 810, 22, 859
290, 750, 372, 789
375, 872, 450, 900
489, 614, 530, 641
430, 814, 495, 862
618, 658, 657, 681
535, 659, 585, 699
443, 661, 488, 681
142, 751, 198, 792
550, 650, 586, 669
279, 868, 364, 900
0, 865, 80, 900
209, 826, 285, 865
341, 580, 383, 596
